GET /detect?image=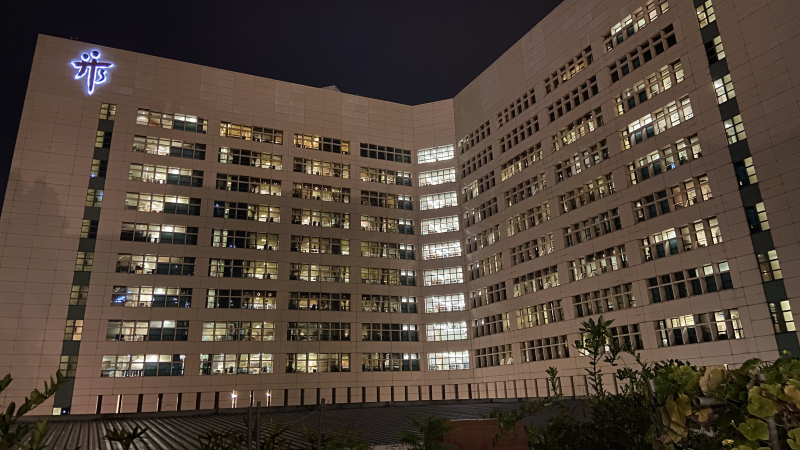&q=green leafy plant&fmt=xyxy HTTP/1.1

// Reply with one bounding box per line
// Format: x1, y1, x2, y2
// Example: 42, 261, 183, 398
0, 371, 68, 450
105, 425, 148, 450
198, 429, 244, 450
325, 427, 371, 450
397, 415, 459, 450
